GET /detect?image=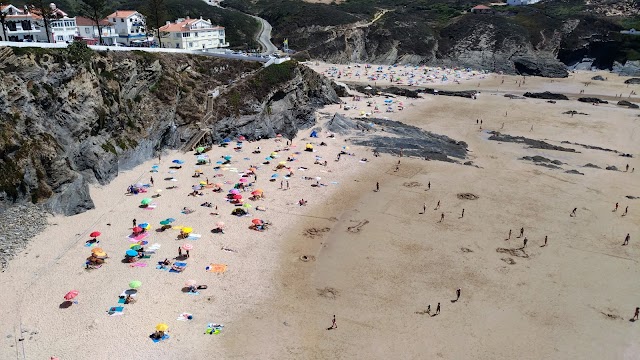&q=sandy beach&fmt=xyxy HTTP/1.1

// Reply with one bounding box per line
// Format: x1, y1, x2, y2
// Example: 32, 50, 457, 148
1, 67, 639, 360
